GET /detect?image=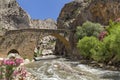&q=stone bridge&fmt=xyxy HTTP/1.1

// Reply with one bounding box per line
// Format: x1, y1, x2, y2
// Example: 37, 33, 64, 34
0, 29, 71, 59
